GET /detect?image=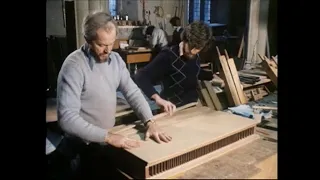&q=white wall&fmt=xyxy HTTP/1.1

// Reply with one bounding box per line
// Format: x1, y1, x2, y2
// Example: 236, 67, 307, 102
119, 0, 185, 35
